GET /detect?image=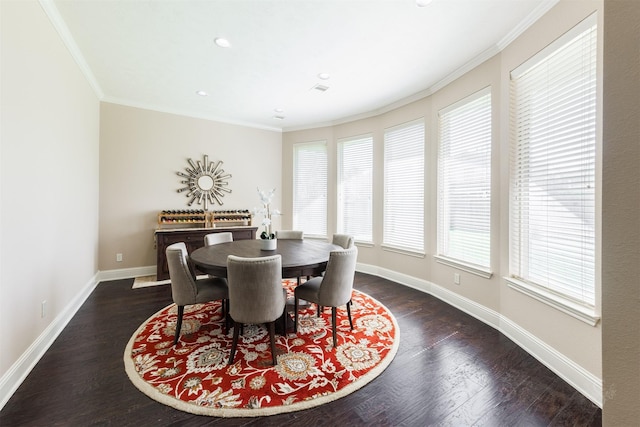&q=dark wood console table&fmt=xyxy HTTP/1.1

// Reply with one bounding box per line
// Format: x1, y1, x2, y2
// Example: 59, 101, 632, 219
155, 227, 257, 280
